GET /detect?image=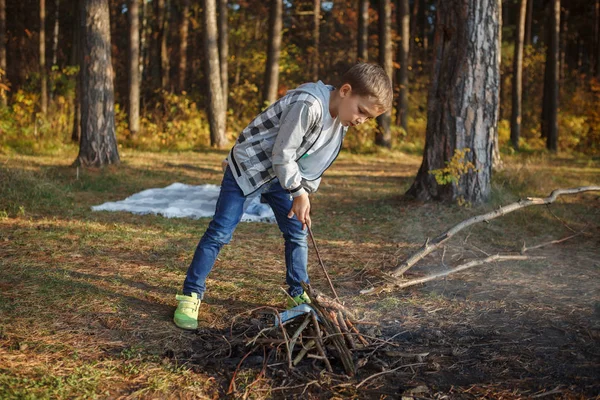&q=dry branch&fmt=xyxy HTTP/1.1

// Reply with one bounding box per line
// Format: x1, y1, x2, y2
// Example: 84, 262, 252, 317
392, 186, 600, 277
